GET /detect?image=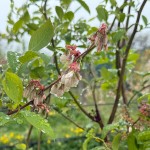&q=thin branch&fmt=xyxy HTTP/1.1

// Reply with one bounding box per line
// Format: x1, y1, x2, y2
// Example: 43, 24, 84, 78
127, 84, 150, 106
107, 17, 116, 34
37, 131, 43, 150
26, 125, 33, 148
125, 1, 132, 31
7, 100, 33, 115
43, 0, 48, 20
53, 107, 84, 130
69, 91, 94, 121
108, 0, 148, 124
